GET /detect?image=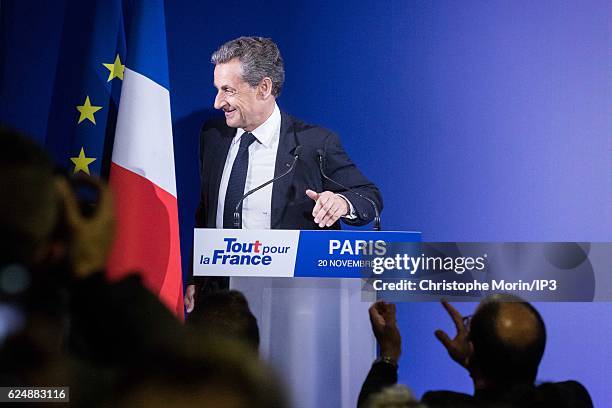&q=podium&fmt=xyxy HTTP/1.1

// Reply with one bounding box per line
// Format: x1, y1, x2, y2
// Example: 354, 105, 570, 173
193, 228, 421, 408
